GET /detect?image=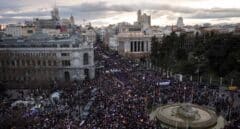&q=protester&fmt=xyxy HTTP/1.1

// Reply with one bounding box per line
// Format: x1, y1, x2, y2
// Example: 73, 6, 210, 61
0, 44, 239, 129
